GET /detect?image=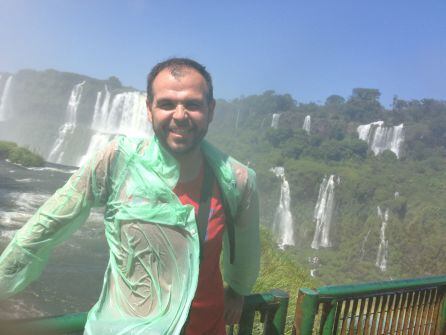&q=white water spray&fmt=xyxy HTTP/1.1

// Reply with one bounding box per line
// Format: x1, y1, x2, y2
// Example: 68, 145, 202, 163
271, 113, 280, 129
357, 121, 404, 158
271, 167, 295, 249
48, 81, 85, 163
77, 89, 149, 166
303, 115, 311, 134
311, 175, 338, 249
376, 206, 389, 272
0, 75, 13, 121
